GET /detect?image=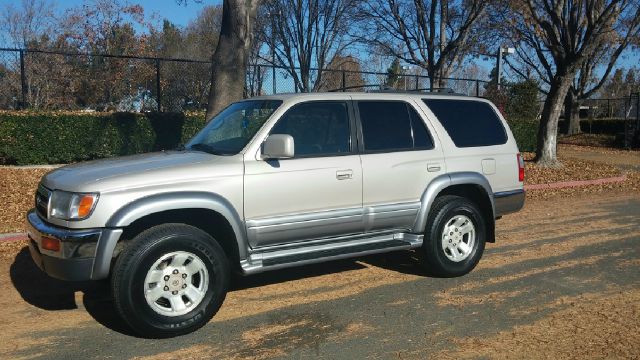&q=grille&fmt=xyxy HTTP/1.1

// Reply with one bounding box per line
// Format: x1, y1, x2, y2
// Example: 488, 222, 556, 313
35, 184, 50, 218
